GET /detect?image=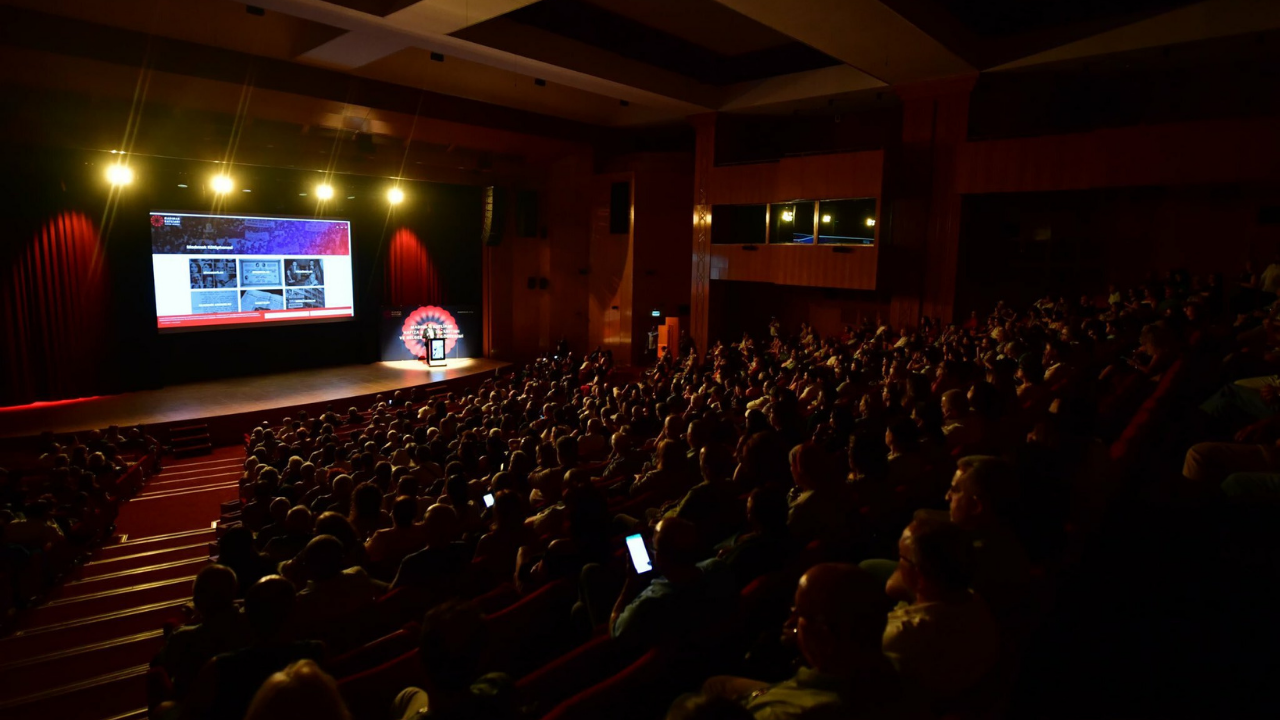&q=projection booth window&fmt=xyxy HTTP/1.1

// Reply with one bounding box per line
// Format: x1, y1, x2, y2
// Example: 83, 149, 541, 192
815, 198, 877, 245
